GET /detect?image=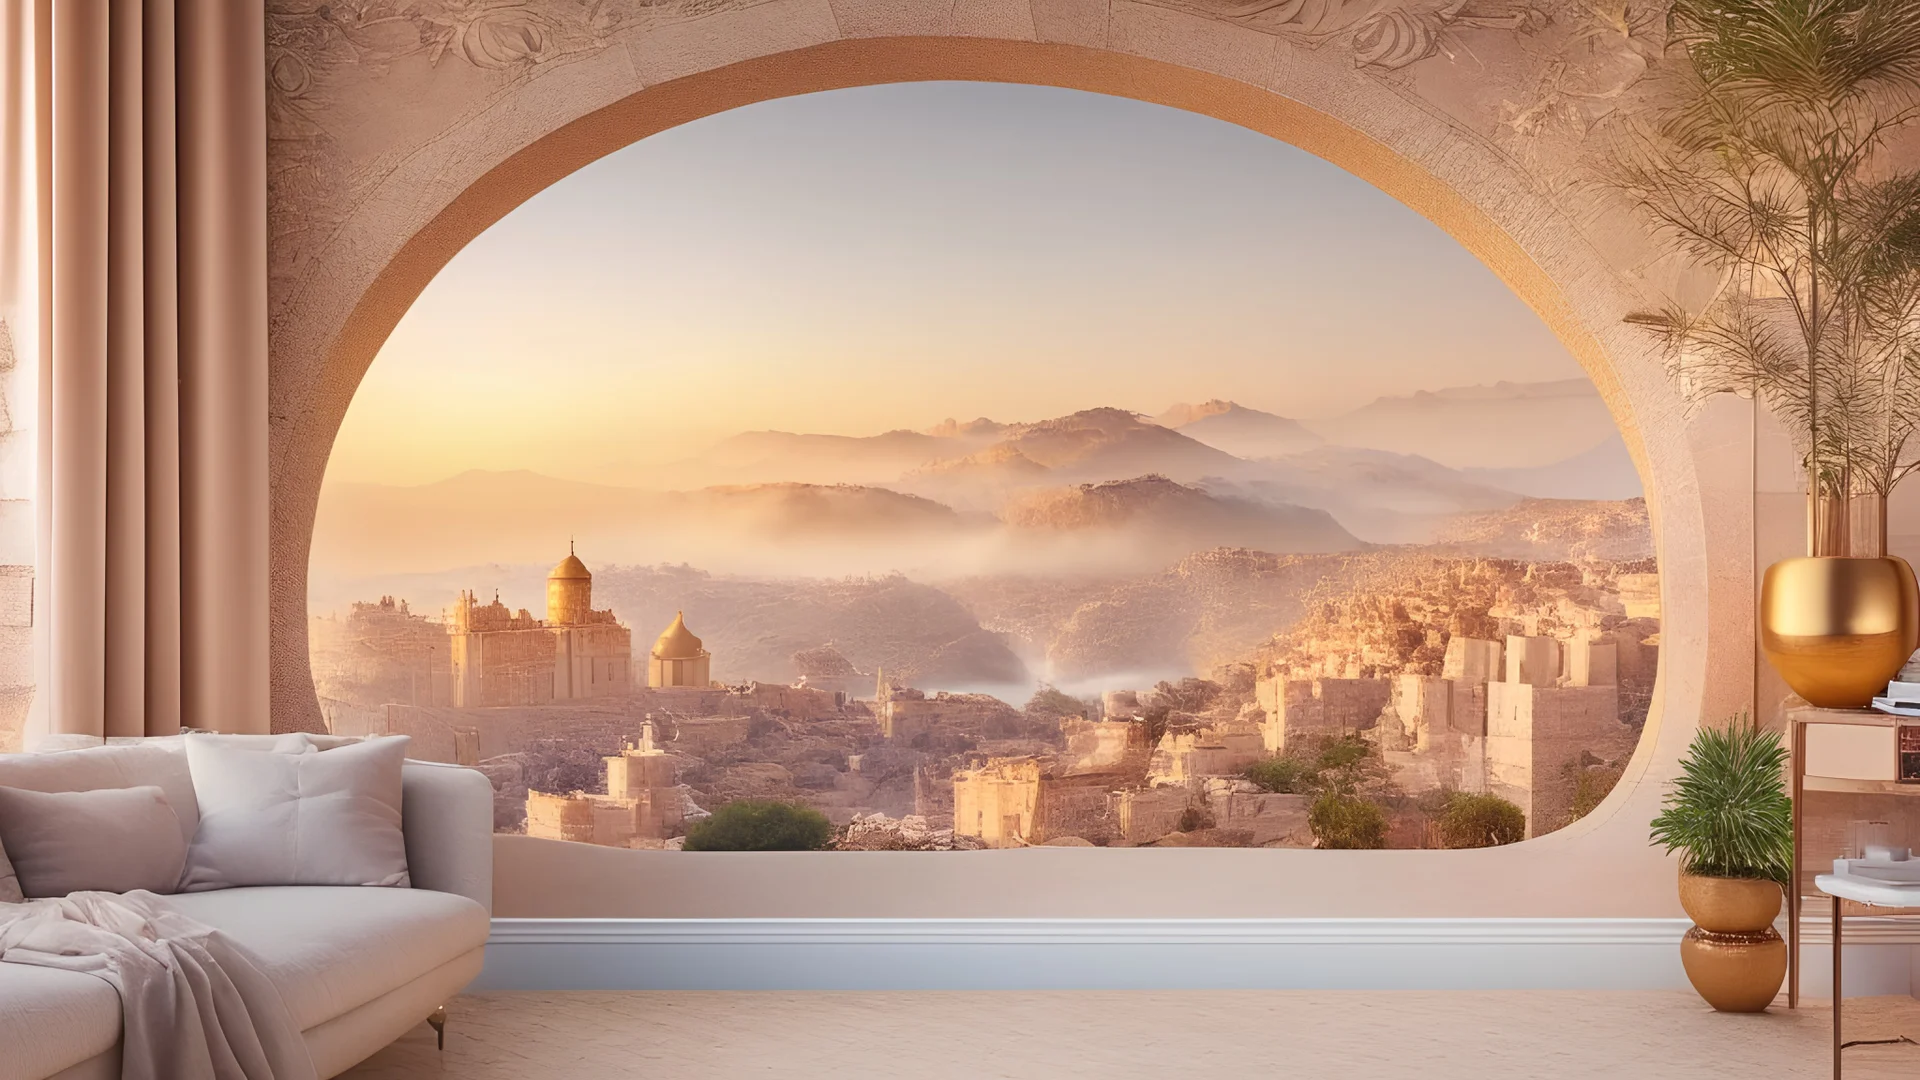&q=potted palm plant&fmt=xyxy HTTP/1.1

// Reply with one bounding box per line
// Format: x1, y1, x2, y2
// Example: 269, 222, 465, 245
1650, 721, 1794, 1011
1614, 0, 1920, 706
